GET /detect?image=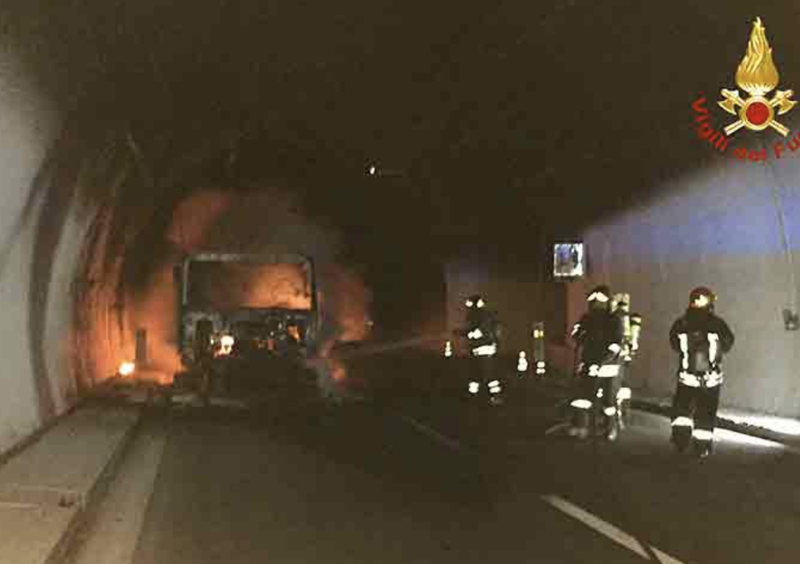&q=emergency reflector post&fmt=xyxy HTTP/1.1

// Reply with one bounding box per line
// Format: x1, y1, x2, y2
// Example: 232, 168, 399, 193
135, 328, 148, 366
532, 321, 546, 375
517, 351, 529, 374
